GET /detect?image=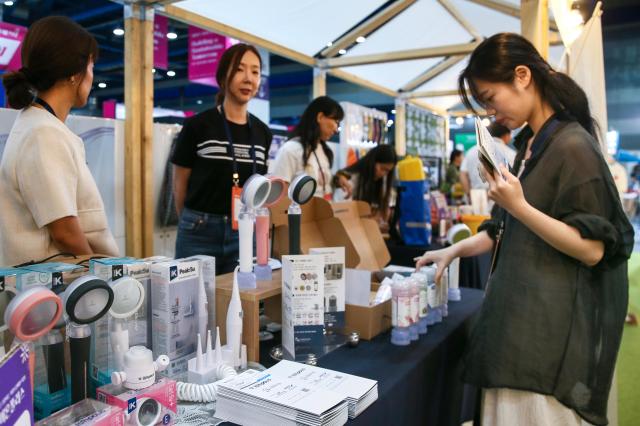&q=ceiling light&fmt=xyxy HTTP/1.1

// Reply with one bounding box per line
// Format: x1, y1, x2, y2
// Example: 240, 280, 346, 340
391, 109, 396, 115
338, 49, 347, 55
98, 82, 107, 89
326, 41, 333, 47
167, 32, 178, 40
196, 100, 203, 105
481, 118, 491, 127
166, 70, 176, 77
356, 36, 366, 43
4, 1, 14, 6
152, 68, 156, 74
386, 119, 394, 127
455, 116, 464, 126
113, 28, 124, 36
